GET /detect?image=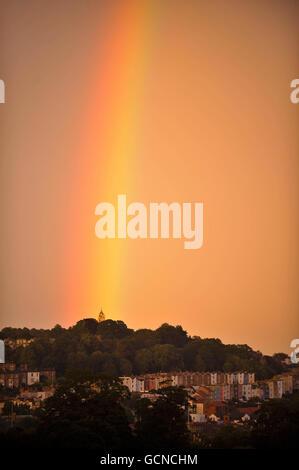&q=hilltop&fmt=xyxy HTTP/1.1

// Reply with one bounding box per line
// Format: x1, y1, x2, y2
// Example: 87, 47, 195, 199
0, 318, 288, 379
